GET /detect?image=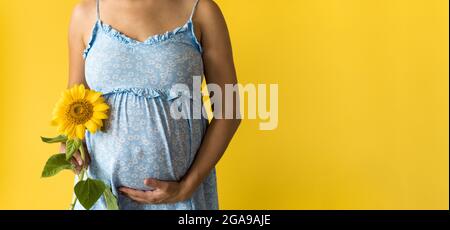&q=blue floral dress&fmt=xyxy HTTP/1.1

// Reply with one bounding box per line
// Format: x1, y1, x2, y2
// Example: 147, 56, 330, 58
74, 0, 218, 210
